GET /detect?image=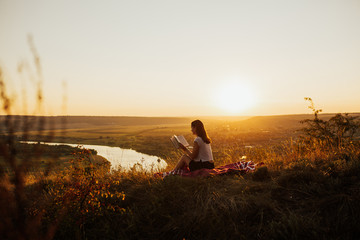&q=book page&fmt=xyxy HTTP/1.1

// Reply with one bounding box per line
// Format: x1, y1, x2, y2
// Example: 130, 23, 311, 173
170, 135, 179, 148
175, 135, 189, 147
